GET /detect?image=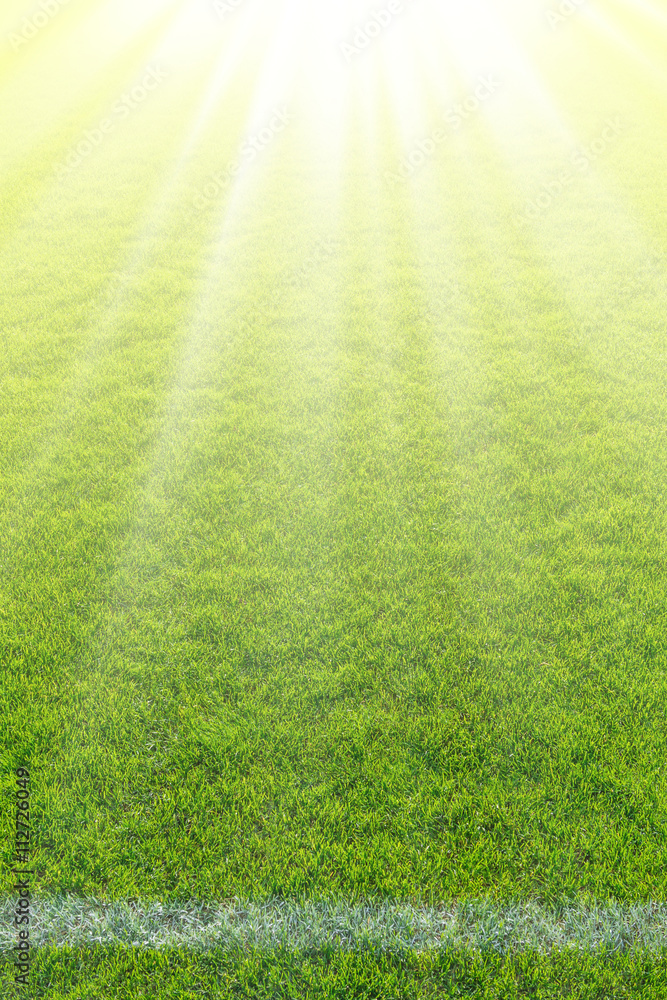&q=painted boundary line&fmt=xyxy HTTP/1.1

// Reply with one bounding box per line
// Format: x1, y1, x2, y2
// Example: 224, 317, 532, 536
1, 898, 667, 955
